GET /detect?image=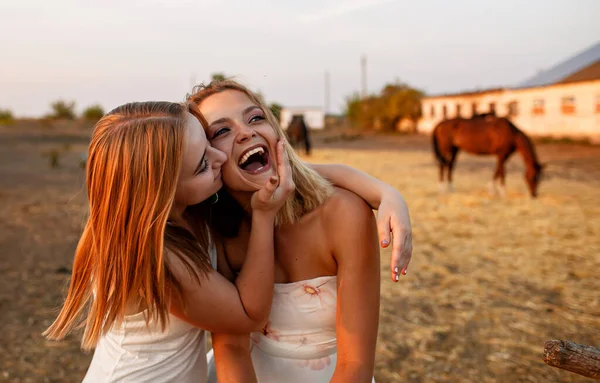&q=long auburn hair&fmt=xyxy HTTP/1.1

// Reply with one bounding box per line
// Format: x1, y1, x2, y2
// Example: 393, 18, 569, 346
43, 101, 212, 350
187, 79, 333, 232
